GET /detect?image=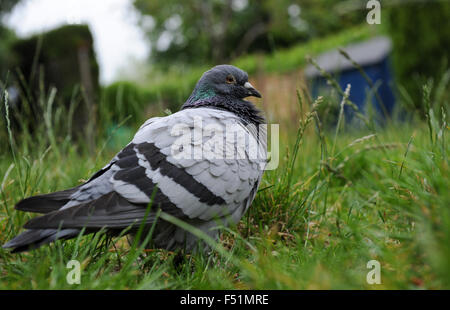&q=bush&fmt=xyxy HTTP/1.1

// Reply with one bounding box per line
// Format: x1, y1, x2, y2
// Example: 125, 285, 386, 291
387, 2, 450, 112
7, 24, 99, 140
100, 81, 148, 125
